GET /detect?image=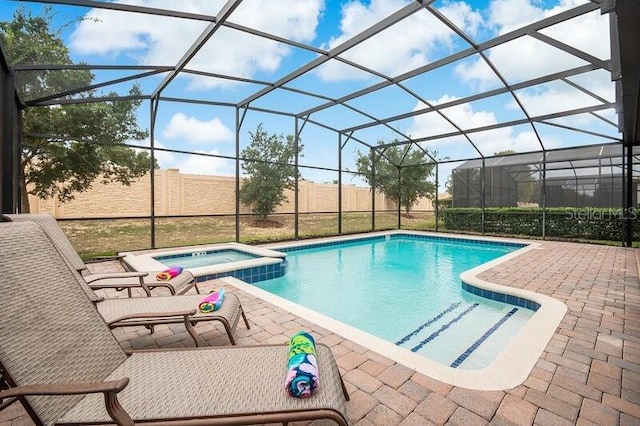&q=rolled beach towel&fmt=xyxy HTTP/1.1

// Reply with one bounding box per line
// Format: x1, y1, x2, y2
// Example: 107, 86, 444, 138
155, 266, 183, 281
198, 288, 226, 313
284, 331, 319, 398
